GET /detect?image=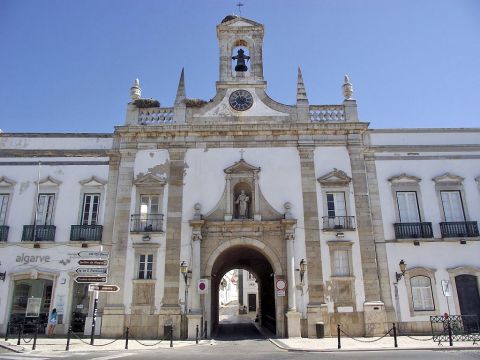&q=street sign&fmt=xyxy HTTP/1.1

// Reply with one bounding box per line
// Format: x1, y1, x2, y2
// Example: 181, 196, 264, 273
74, 276, 107, 284
276, 279, 287, 297
76, 267, 108, 275
198, 279, 209, 294
78, 259, 108, 266
78, 251, 110, 259
89, 284, 120, 292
